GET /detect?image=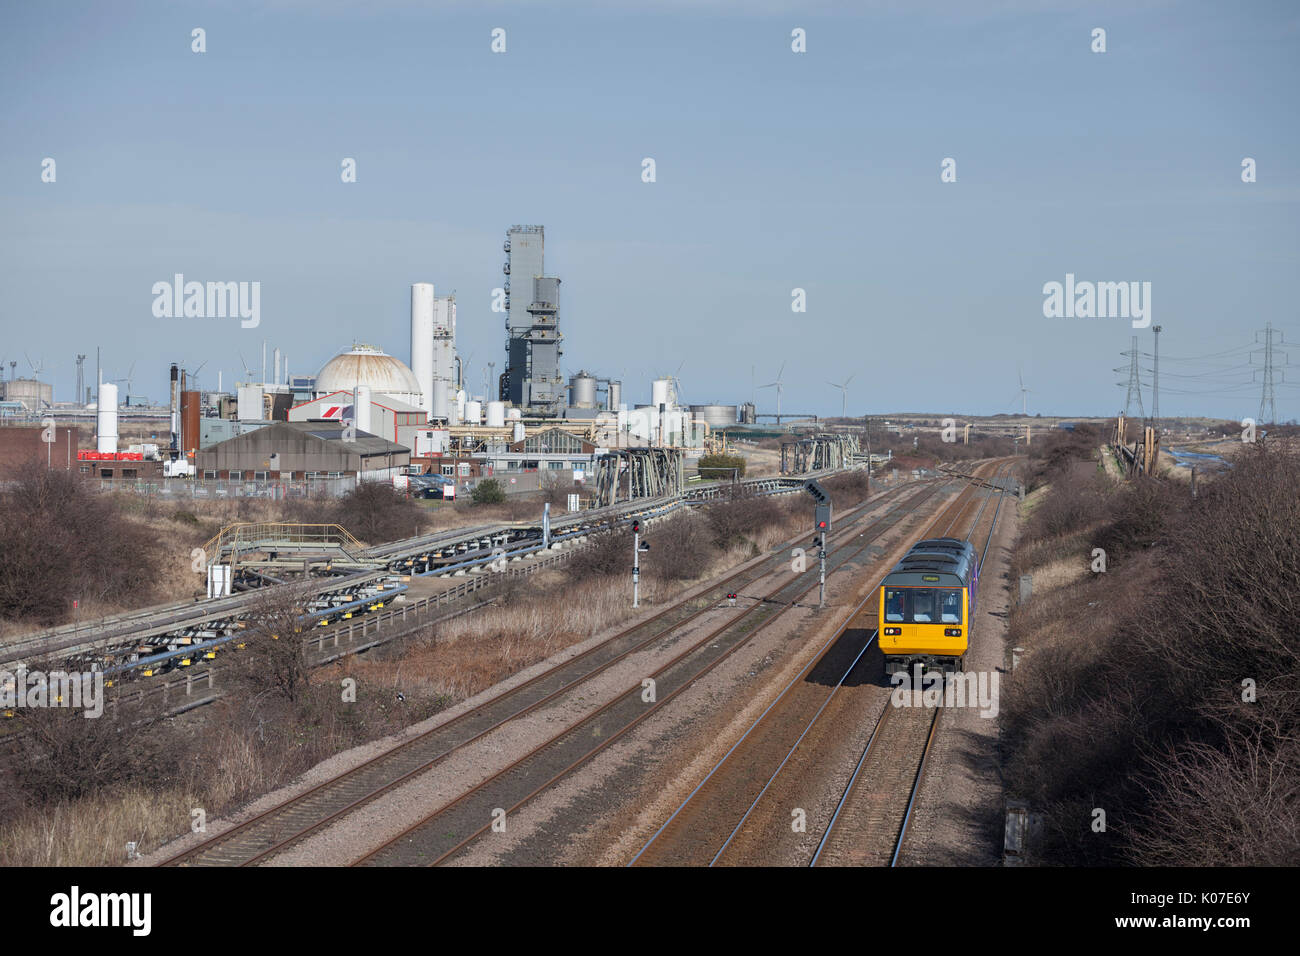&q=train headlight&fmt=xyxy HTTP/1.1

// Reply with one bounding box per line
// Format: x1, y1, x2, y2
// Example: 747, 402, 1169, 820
944, 628, 963, 637
883, 627, 902, 636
